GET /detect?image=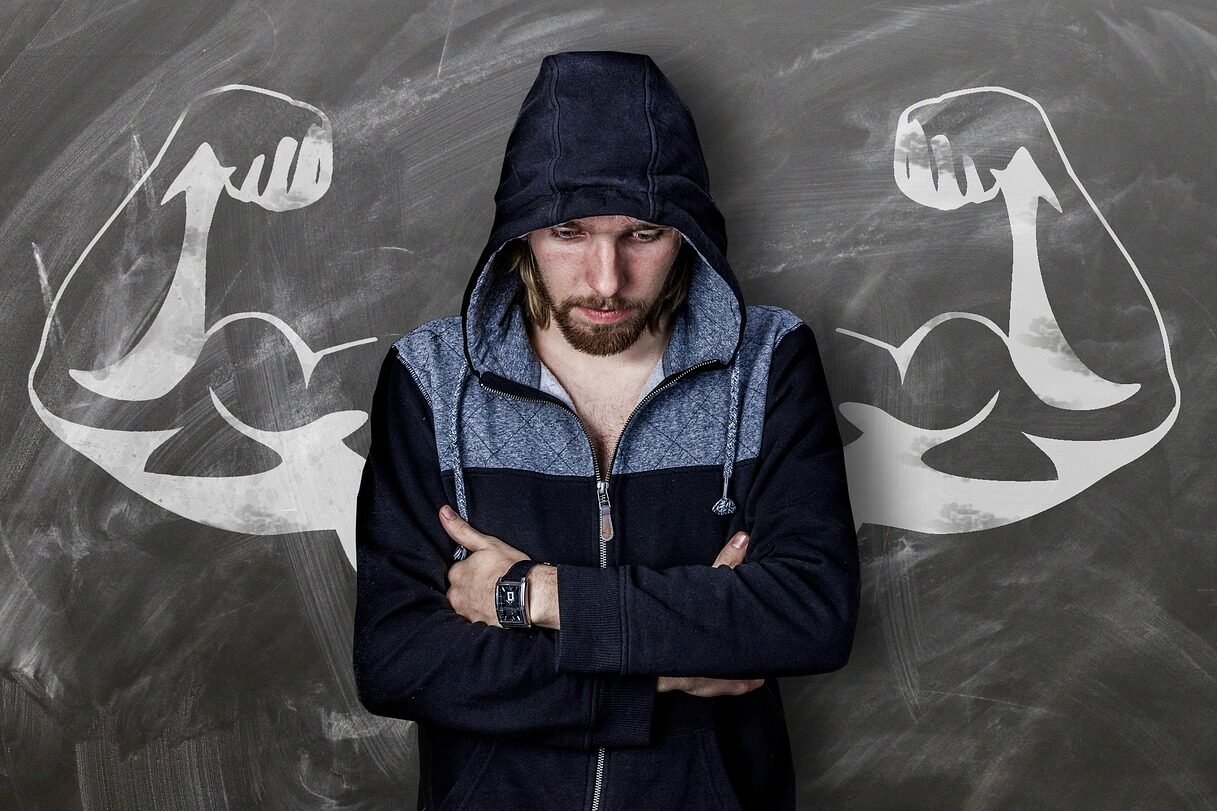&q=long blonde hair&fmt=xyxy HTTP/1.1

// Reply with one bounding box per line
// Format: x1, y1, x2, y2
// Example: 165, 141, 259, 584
499, 236, 694, 332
